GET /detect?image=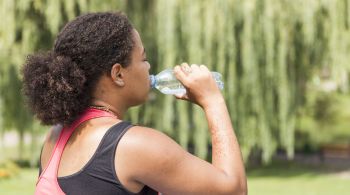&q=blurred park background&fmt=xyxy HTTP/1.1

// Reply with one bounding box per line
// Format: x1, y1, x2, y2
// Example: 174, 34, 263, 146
0, 0, 350, 194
